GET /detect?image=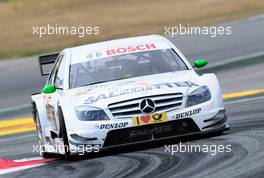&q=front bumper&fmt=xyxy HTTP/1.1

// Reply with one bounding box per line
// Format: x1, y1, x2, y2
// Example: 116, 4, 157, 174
104, 109, 228, 147
103, 118, 199, 147
67, 107, 228, 150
